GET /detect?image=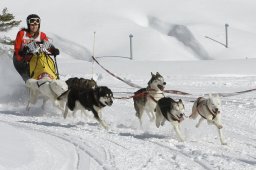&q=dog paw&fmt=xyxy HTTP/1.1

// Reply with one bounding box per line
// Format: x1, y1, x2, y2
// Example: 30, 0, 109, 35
135, 112, 140, 118
218, 125, 223, 129
26, 107, 30, 111
221, 141, 227, 145
180, 138, 185, 142
100, 122, 109, 130
179, 137, 185, 142
103, 125, 109, 130
63, 113, 68, 119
